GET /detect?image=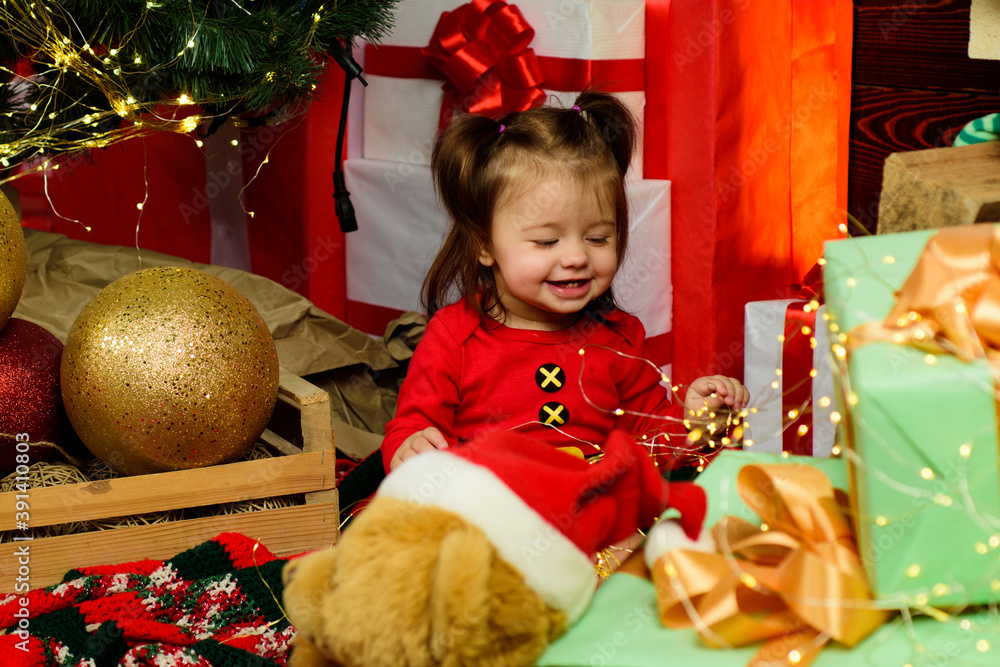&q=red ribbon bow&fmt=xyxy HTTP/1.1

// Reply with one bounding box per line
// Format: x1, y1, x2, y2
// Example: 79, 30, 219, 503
789, 261, 825, 302
421, 0, 547, 129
